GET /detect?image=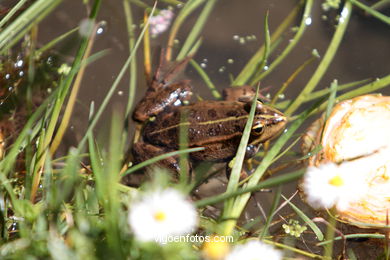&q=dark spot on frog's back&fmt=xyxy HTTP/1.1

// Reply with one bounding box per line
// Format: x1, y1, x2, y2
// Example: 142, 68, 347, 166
208, 109, 217, 118
207, 127, 221, 136
162, 120, 170, 127
234, 124, 242, 132
167, 128, 177, 137
227, 110, 239, 117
